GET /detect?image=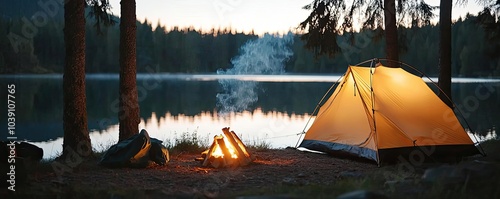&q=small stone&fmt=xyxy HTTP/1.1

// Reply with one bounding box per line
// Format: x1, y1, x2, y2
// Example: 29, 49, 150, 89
339, 171, 364, 178
237, 195, 302, 199
337, 190, 388, 199
384, 179, 423, 195
383, 180, 399, 188
282, 177, 298, 185
51, 179, 67, 186
421, 165, 462, 184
